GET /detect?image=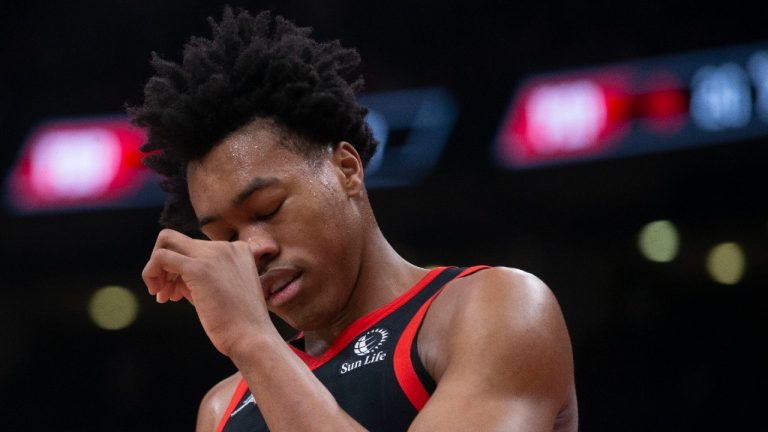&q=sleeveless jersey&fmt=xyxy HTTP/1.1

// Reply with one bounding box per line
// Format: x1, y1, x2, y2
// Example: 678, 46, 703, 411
217, 265, 488, 432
